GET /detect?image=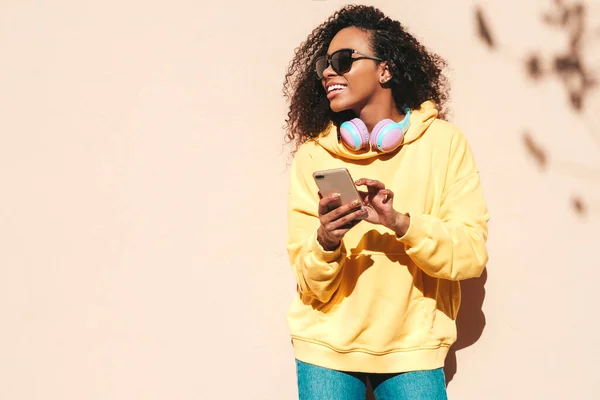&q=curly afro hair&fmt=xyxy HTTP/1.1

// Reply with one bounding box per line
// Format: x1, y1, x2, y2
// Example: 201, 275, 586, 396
283, 5, 450, 150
